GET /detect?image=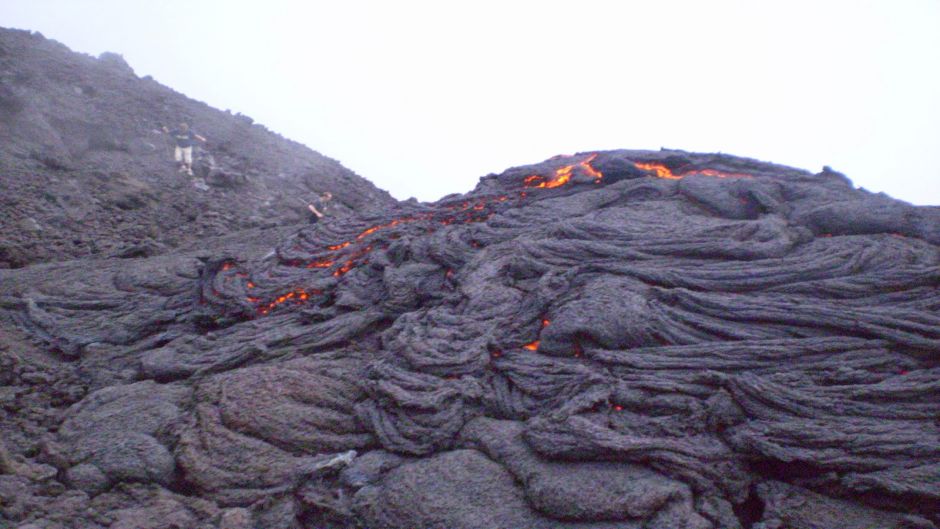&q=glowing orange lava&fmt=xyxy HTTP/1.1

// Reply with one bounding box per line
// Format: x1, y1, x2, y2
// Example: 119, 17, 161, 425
634, 162, 677, 179
634, 162, 752, 180
522, 318, 550, 350
246, 184, 543, 318
579, 154, 603, 182
524, 154, 603, 189
255, 287, 319, 315
524, 166, 572, 189
333, 245, 373, 277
